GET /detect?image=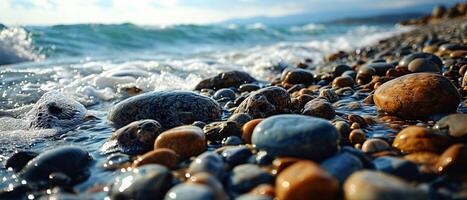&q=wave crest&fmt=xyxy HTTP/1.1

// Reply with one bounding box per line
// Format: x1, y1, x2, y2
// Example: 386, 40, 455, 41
0, 27, 44, 65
